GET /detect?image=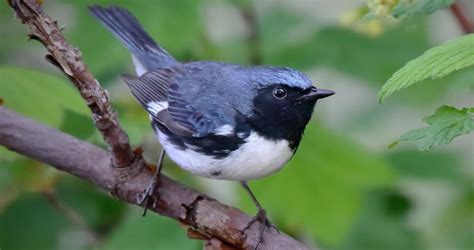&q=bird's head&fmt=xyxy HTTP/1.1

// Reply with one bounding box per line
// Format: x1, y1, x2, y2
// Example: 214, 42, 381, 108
246, 66, 334, 149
